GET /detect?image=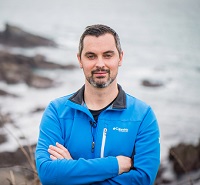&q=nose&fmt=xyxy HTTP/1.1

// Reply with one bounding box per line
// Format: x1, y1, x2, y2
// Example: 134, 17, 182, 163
96, 57, 105, 68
